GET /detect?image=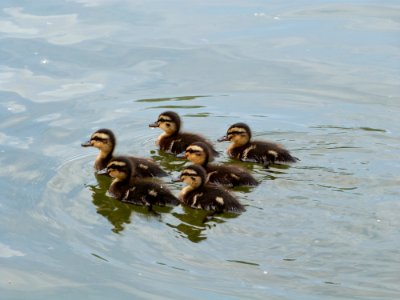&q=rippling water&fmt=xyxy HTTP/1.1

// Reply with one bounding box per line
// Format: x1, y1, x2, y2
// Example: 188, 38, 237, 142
1, 1, 399, 299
